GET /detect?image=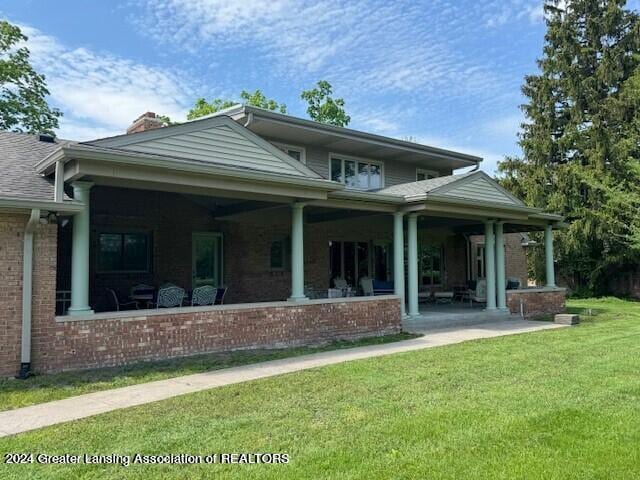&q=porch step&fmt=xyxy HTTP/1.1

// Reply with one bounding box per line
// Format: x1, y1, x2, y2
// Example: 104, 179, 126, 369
402, 309, 518, 333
